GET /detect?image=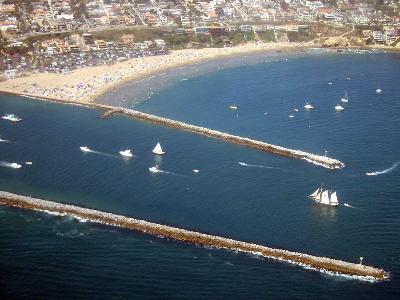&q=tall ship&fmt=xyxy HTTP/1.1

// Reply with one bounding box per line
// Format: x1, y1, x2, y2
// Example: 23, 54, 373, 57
309, 186, 339, 206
